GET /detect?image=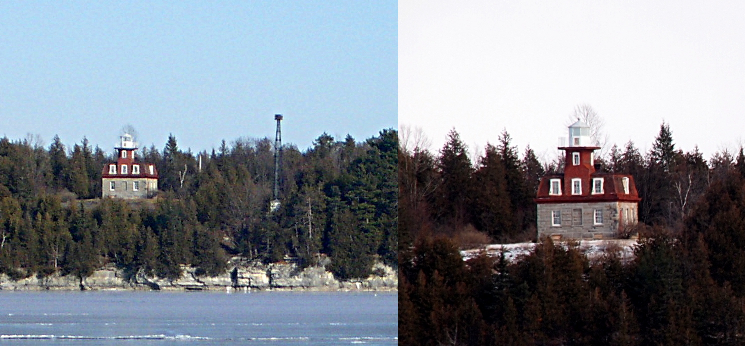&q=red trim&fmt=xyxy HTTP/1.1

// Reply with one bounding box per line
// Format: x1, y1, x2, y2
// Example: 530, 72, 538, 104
102, 175, 159, 179
535, 196, 641, 204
